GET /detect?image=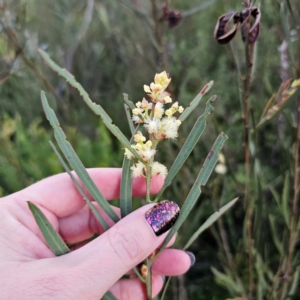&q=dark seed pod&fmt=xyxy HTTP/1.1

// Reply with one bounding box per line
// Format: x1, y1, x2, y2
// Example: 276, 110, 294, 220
214, 12, 240, 44
241, 7, 261, 44
162, 4, 182, 28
